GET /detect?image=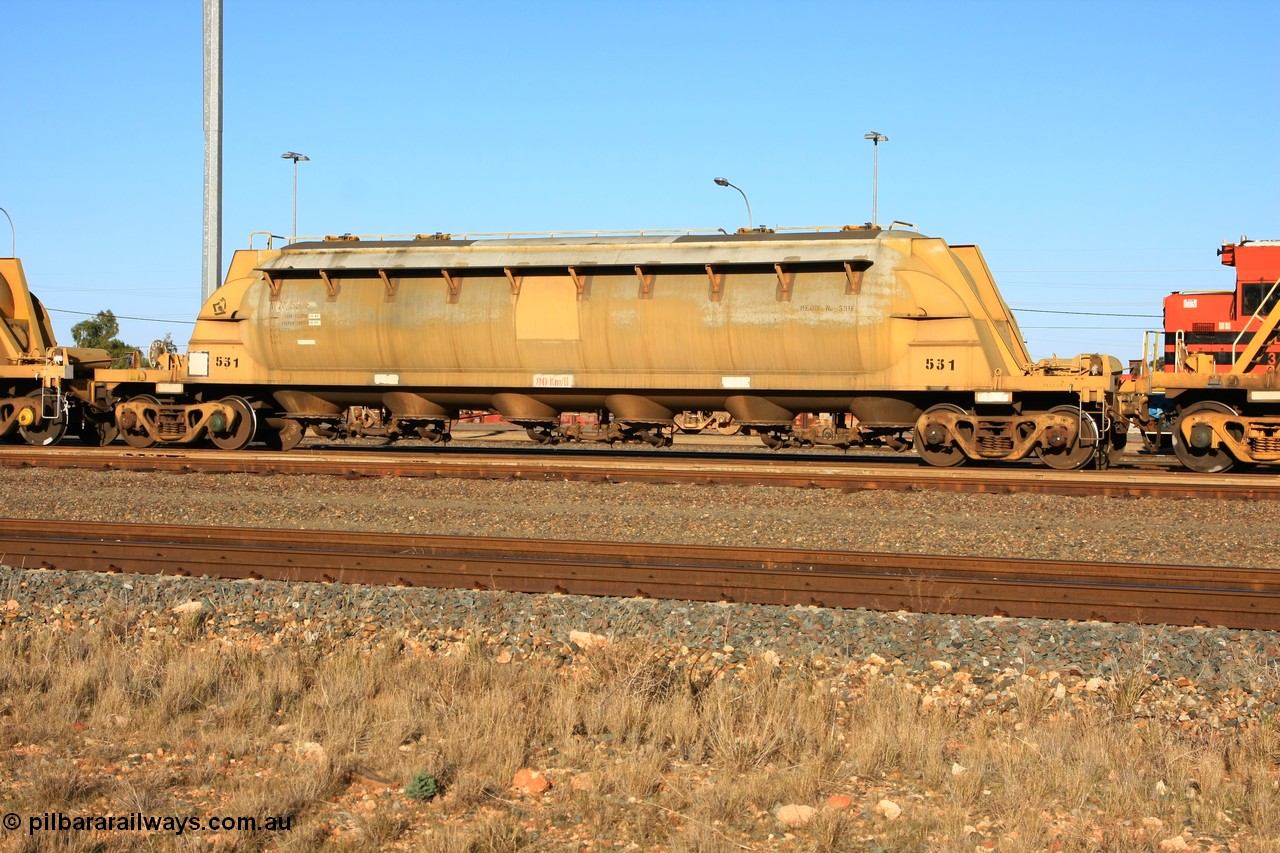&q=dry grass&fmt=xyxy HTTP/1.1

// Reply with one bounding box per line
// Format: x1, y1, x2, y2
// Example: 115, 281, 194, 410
0, 612, 1278, 851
